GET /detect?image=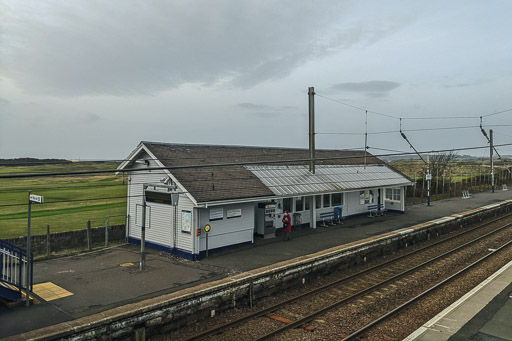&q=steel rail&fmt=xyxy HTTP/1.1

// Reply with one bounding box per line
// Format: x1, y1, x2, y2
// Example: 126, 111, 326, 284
254, 221, 512, 340
342, 238, 512, 340
183, 213, 512, 341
